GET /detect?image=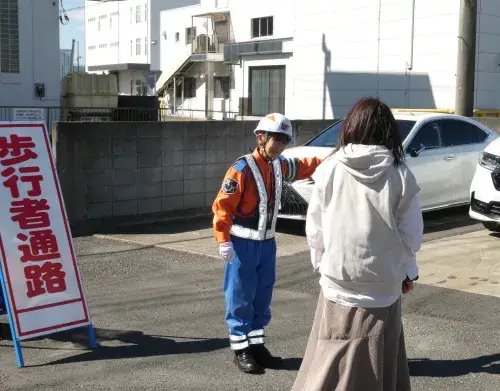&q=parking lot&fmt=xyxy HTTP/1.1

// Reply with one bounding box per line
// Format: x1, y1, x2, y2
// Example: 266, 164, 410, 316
1, 207, 500, 391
